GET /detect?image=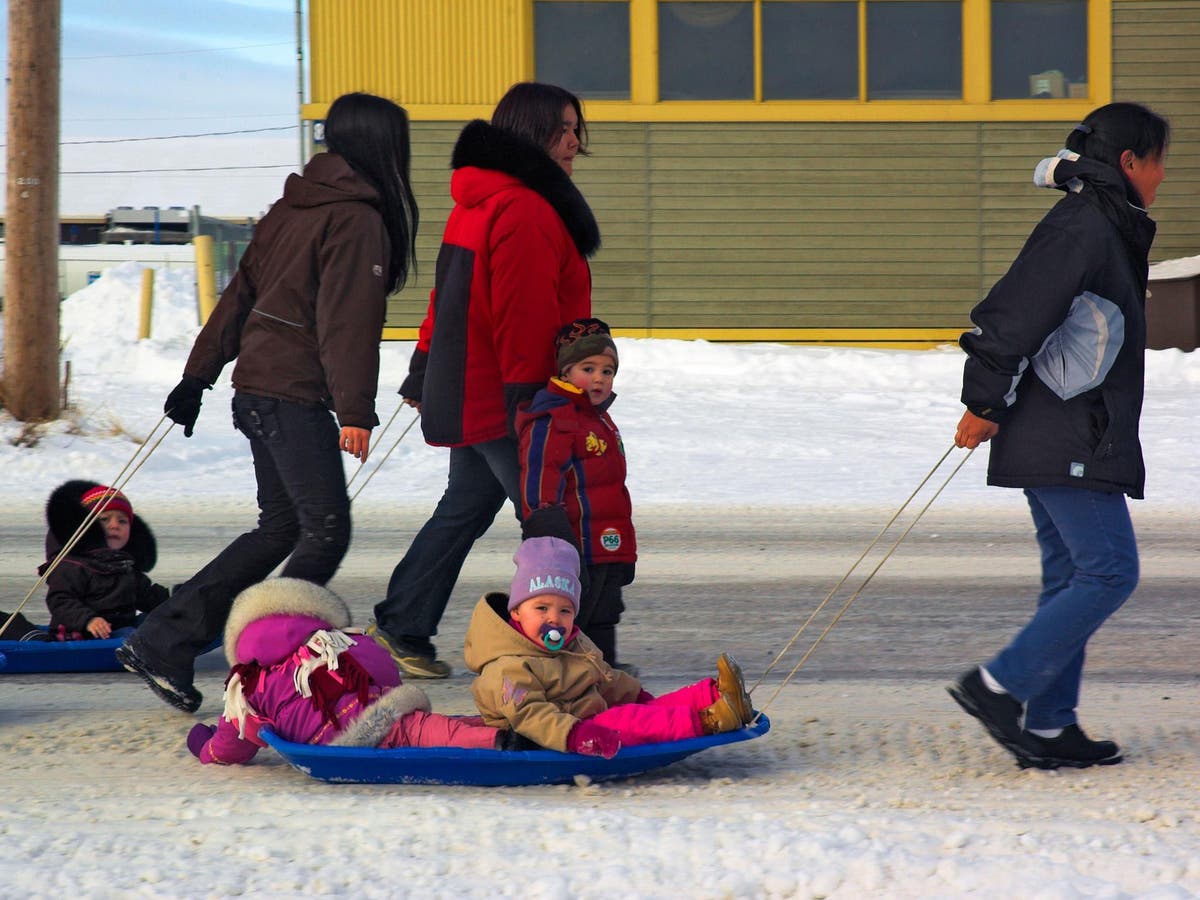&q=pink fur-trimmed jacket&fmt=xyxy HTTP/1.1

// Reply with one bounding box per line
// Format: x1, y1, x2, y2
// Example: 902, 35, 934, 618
196, 579, 430, 765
